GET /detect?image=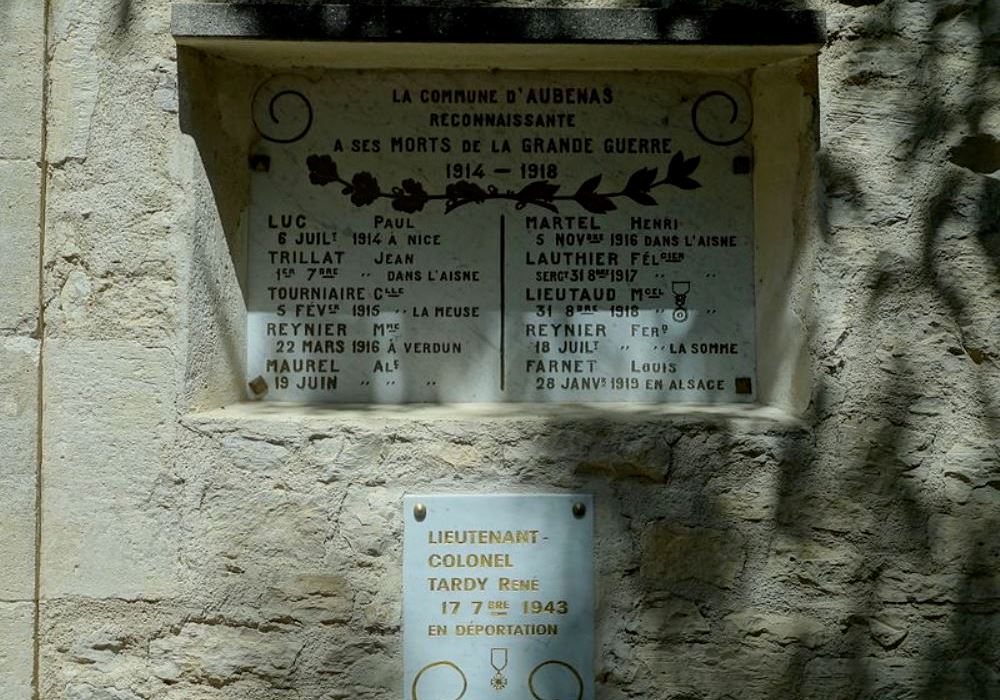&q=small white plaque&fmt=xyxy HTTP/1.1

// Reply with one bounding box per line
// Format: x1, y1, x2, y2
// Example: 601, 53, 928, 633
403, 494, 594, 700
